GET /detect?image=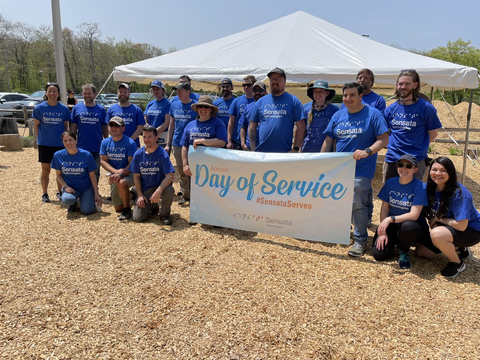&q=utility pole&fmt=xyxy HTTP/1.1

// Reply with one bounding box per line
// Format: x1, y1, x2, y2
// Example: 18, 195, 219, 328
51, 0, 67, 105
